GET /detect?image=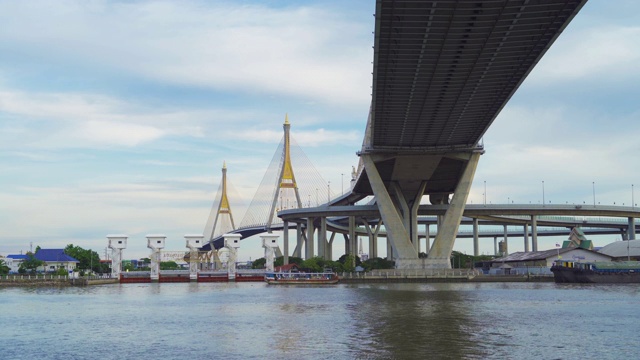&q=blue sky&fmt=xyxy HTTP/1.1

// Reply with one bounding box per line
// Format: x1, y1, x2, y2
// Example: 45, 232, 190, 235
1, 0, 639, 261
